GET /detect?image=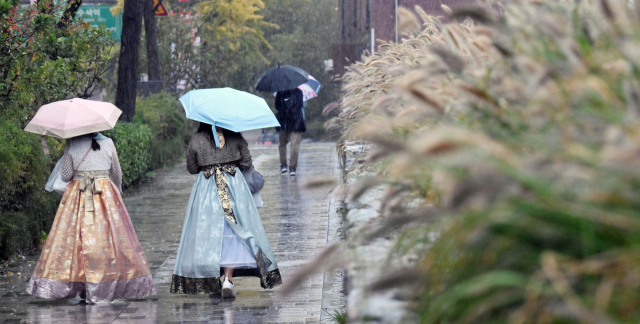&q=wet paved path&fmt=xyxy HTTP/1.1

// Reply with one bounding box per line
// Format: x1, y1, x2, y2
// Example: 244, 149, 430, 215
0, 143, 343, 324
